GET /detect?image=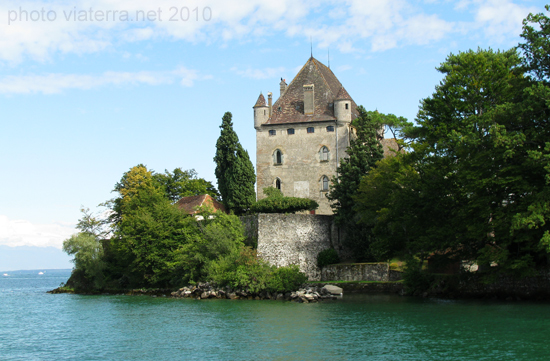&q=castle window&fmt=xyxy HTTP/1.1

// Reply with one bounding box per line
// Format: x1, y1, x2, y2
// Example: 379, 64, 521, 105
264, 110, 266, 115
275, 178, 281, 190
278, 106, 281, 111
320, 146, 330, 162
345, 103, 349, 110
269, 130, 276, 136
273, 149, 283, 165
307, 127, 315, 133
326, 126, 334, 132
321, 176, 329, 191
287, 128, 295, 135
